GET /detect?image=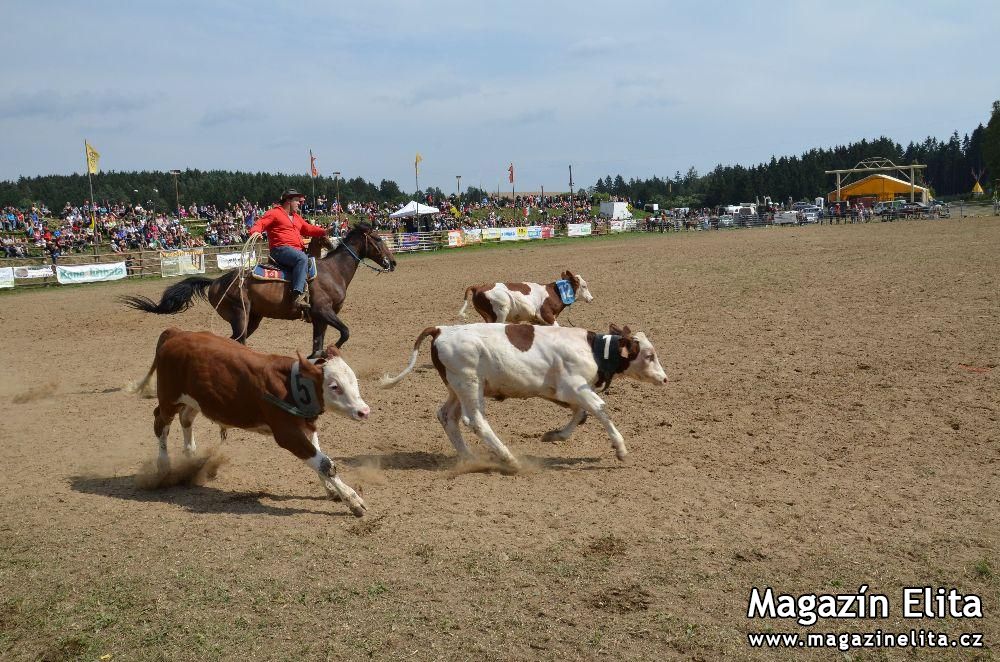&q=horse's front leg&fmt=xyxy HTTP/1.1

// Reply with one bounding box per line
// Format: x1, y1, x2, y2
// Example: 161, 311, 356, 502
311, 309, 350, 356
